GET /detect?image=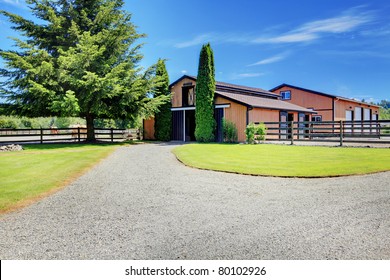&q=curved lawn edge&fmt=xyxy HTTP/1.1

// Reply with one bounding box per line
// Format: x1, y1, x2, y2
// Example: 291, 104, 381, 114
172, 144, 390, 179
